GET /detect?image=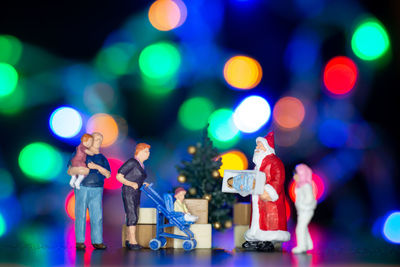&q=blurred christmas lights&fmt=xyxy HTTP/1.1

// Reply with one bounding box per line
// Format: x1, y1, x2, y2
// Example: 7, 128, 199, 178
208, 108, 240, 149
0, 63, 18, 98
178, 97, 214, 131
223, 55, 262, 90
49, 107, 83, 138
18, 142, 63, 182
217, 150, 248, 177
352, 19, 390, 61
86, 113, 119, 147
233, 95, 271, 133
323, 56, 358, 96
148, 0, 187, 31
273, 96, 305, 129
